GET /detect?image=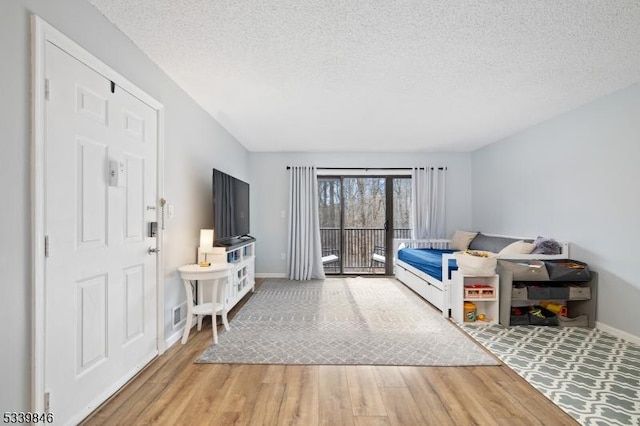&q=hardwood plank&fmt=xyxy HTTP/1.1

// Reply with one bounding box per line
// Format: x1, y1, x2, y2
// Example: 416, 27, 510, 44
419, 368, 476, 425
347, 366, 387, 417
217, 364, 267, 413
182, 364, 234, 420
82, 382, 165, 425
397, 367, 455, 426
139, 365, 219, 425
248, 383, 286, 425
278, 366, 319, 426
146, 324, 216, 385
378, 386, 426, 425
354, 416, 391, 426
472, 367, 576, 425
445, 367, 513, 424
470, 367, 545, 425
263, 364, 287, 384
318, 366, 355, 426
213, 411, 251, 426
372, 366, 406, 388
